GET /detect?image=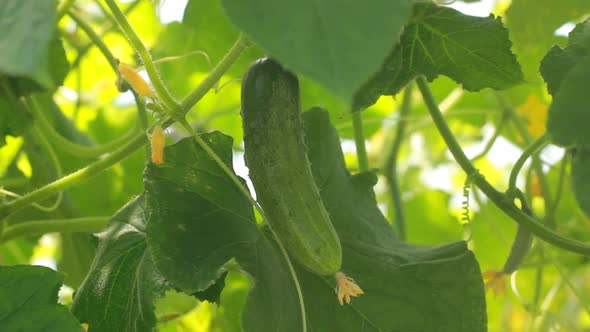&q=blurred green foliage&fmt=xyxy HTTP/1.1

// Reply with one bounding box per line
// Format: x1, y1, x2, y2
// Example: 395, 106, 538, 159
1, 0, 590, 331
